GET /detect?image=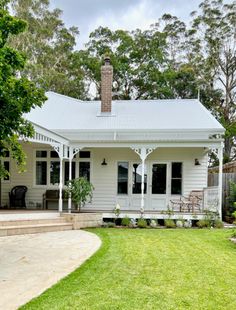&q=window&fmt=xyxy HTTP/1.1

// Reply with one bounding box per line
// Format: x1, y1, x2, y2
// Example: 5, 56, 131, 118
50, 151, 59, 158
36, 161, 47, 185
36, 150, 48, 185
132, 163, 147, 194
79, 151, 90, 158
50, 161, 60, 185
152, 164, 167, 194
35, 150, 92, 187
117, 162, 128, 195
64, 162, 76, 184
171, 162, 182, 195
36, 150, 47, 158
79, 162, 90, 181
